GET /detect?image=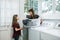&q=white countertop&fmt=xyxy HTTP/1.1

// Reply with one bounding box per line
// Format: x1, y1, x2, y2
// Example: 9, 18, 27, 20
0, 25, 11, 31
30, 27, 60, 37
